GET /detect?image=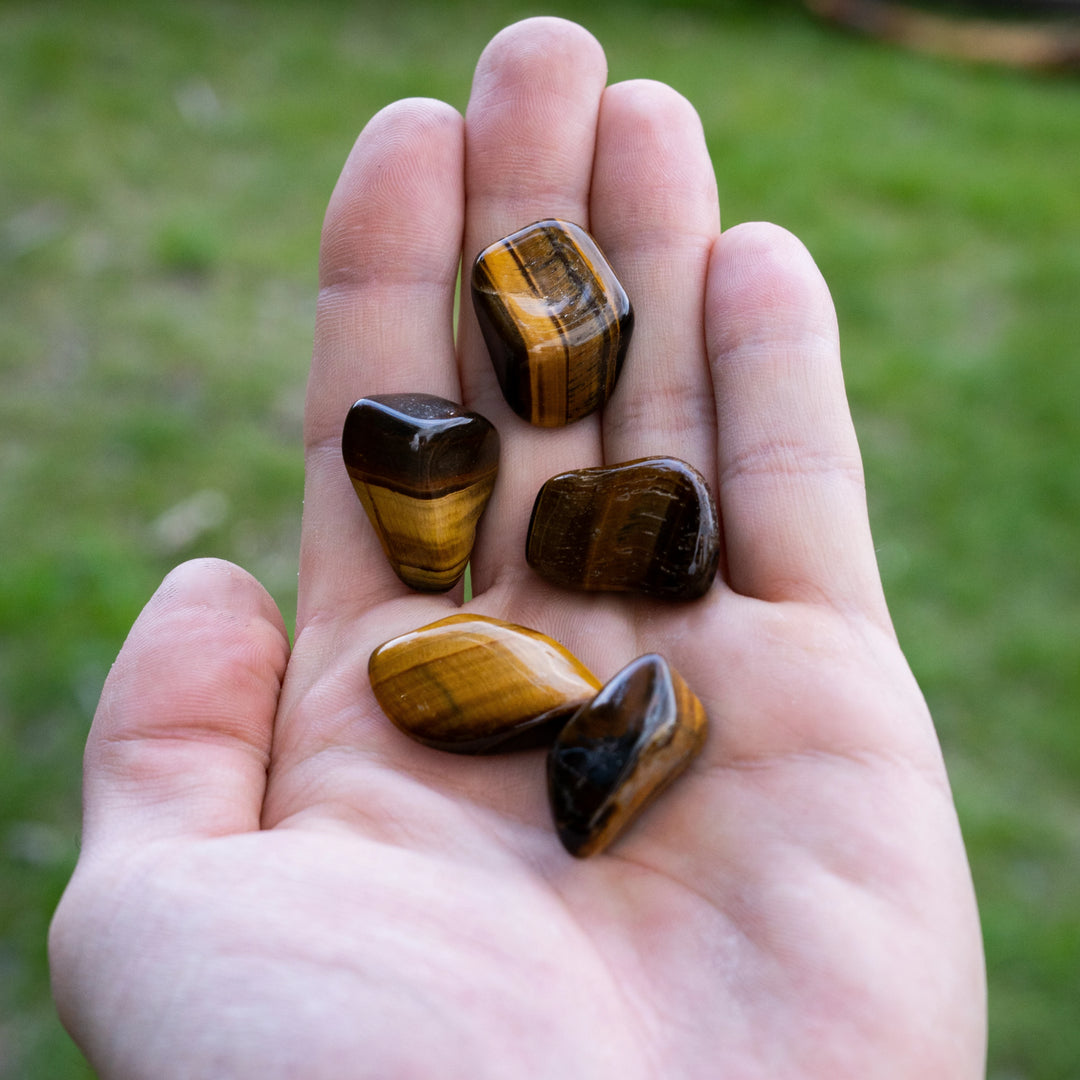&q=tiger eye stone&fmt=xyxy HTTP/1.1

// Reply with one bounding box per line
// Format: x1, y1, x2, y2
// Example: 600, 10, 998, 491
368, 614, 602, 753
470, 219, 634, 427
526, 457, 720, 601
548, 654, 708, 858
342, 394, 499, 592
